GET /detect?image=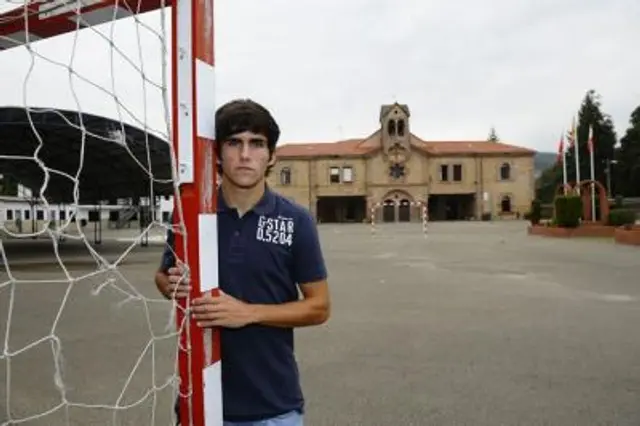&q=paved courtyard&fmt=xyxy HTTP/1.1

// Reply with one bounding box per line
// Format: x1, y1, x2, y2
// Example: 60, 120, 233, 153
1, 220, 639, 425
